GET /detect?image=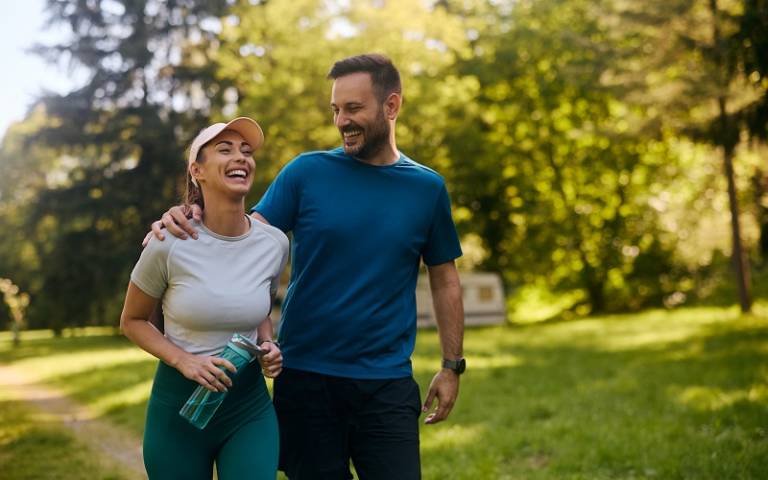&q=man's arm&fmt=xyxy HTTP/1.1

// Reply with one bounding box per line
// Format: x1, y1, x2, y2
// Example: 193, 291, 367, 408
422, 260, 464, 424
